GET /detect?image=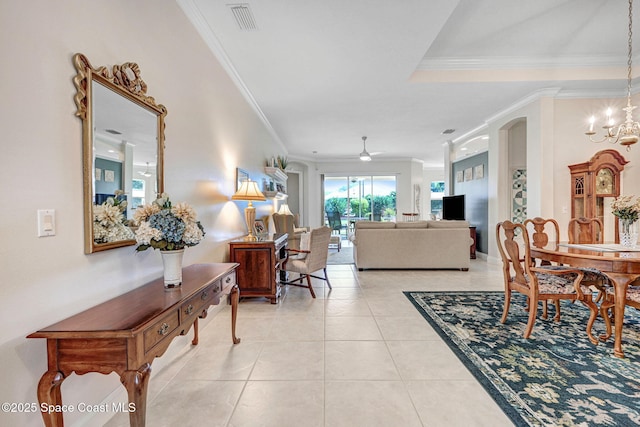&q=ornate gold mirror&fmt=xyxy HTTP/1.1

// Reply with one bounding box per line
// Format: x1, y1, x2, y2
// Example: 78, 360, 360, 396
73, 53, 167, 253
